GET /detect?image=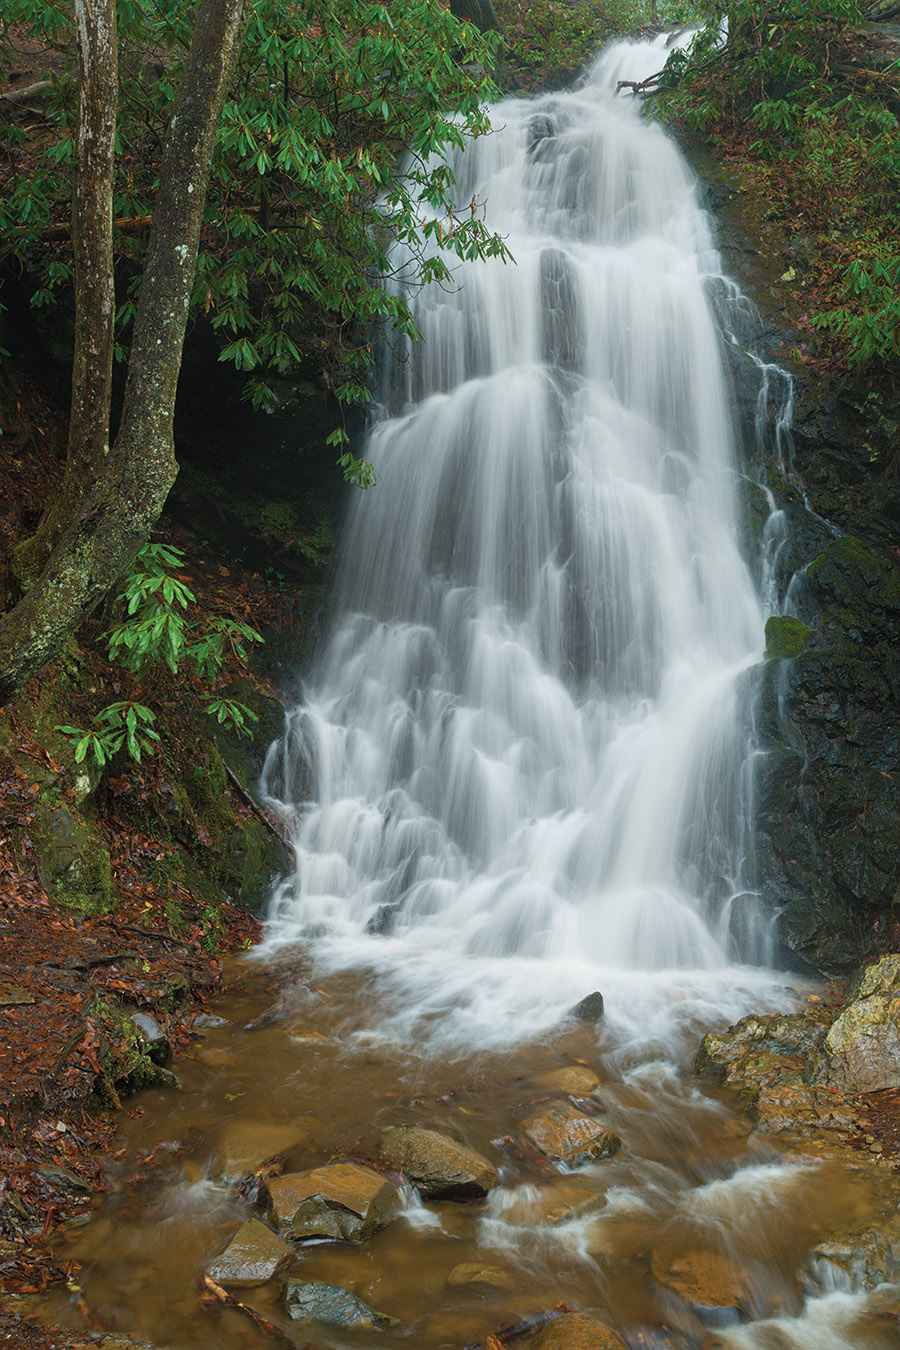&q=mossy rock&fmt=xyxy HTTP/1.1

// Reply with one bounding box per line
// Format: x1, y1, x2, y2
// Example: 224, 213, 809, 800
764, 615, 814, 661
33, 803, 115, 914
